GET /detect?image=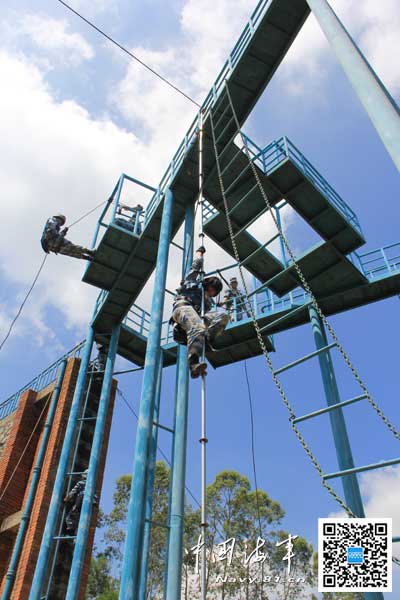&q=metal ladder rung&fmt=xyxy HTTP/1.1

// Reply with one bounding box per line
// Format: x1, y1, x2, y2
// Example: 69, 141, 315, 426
233, 203, 270, 239
220, 147, 244, 177
66, 470, 87, 477
240, 233, 281, 267
215, 117, 235, 144
53, 535, 76, 540
153, 421, 175, 434
227, 183, 259, 216
323, 457, 400, 480
274, 343, 337, 376
212, 89, 229, 116
218, 131, 240, 160
292, 394, 368, 424
77, 416, 97, 422
224, 162, 253, 196
259, 301, 312, 335
214, 102, 232, 130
